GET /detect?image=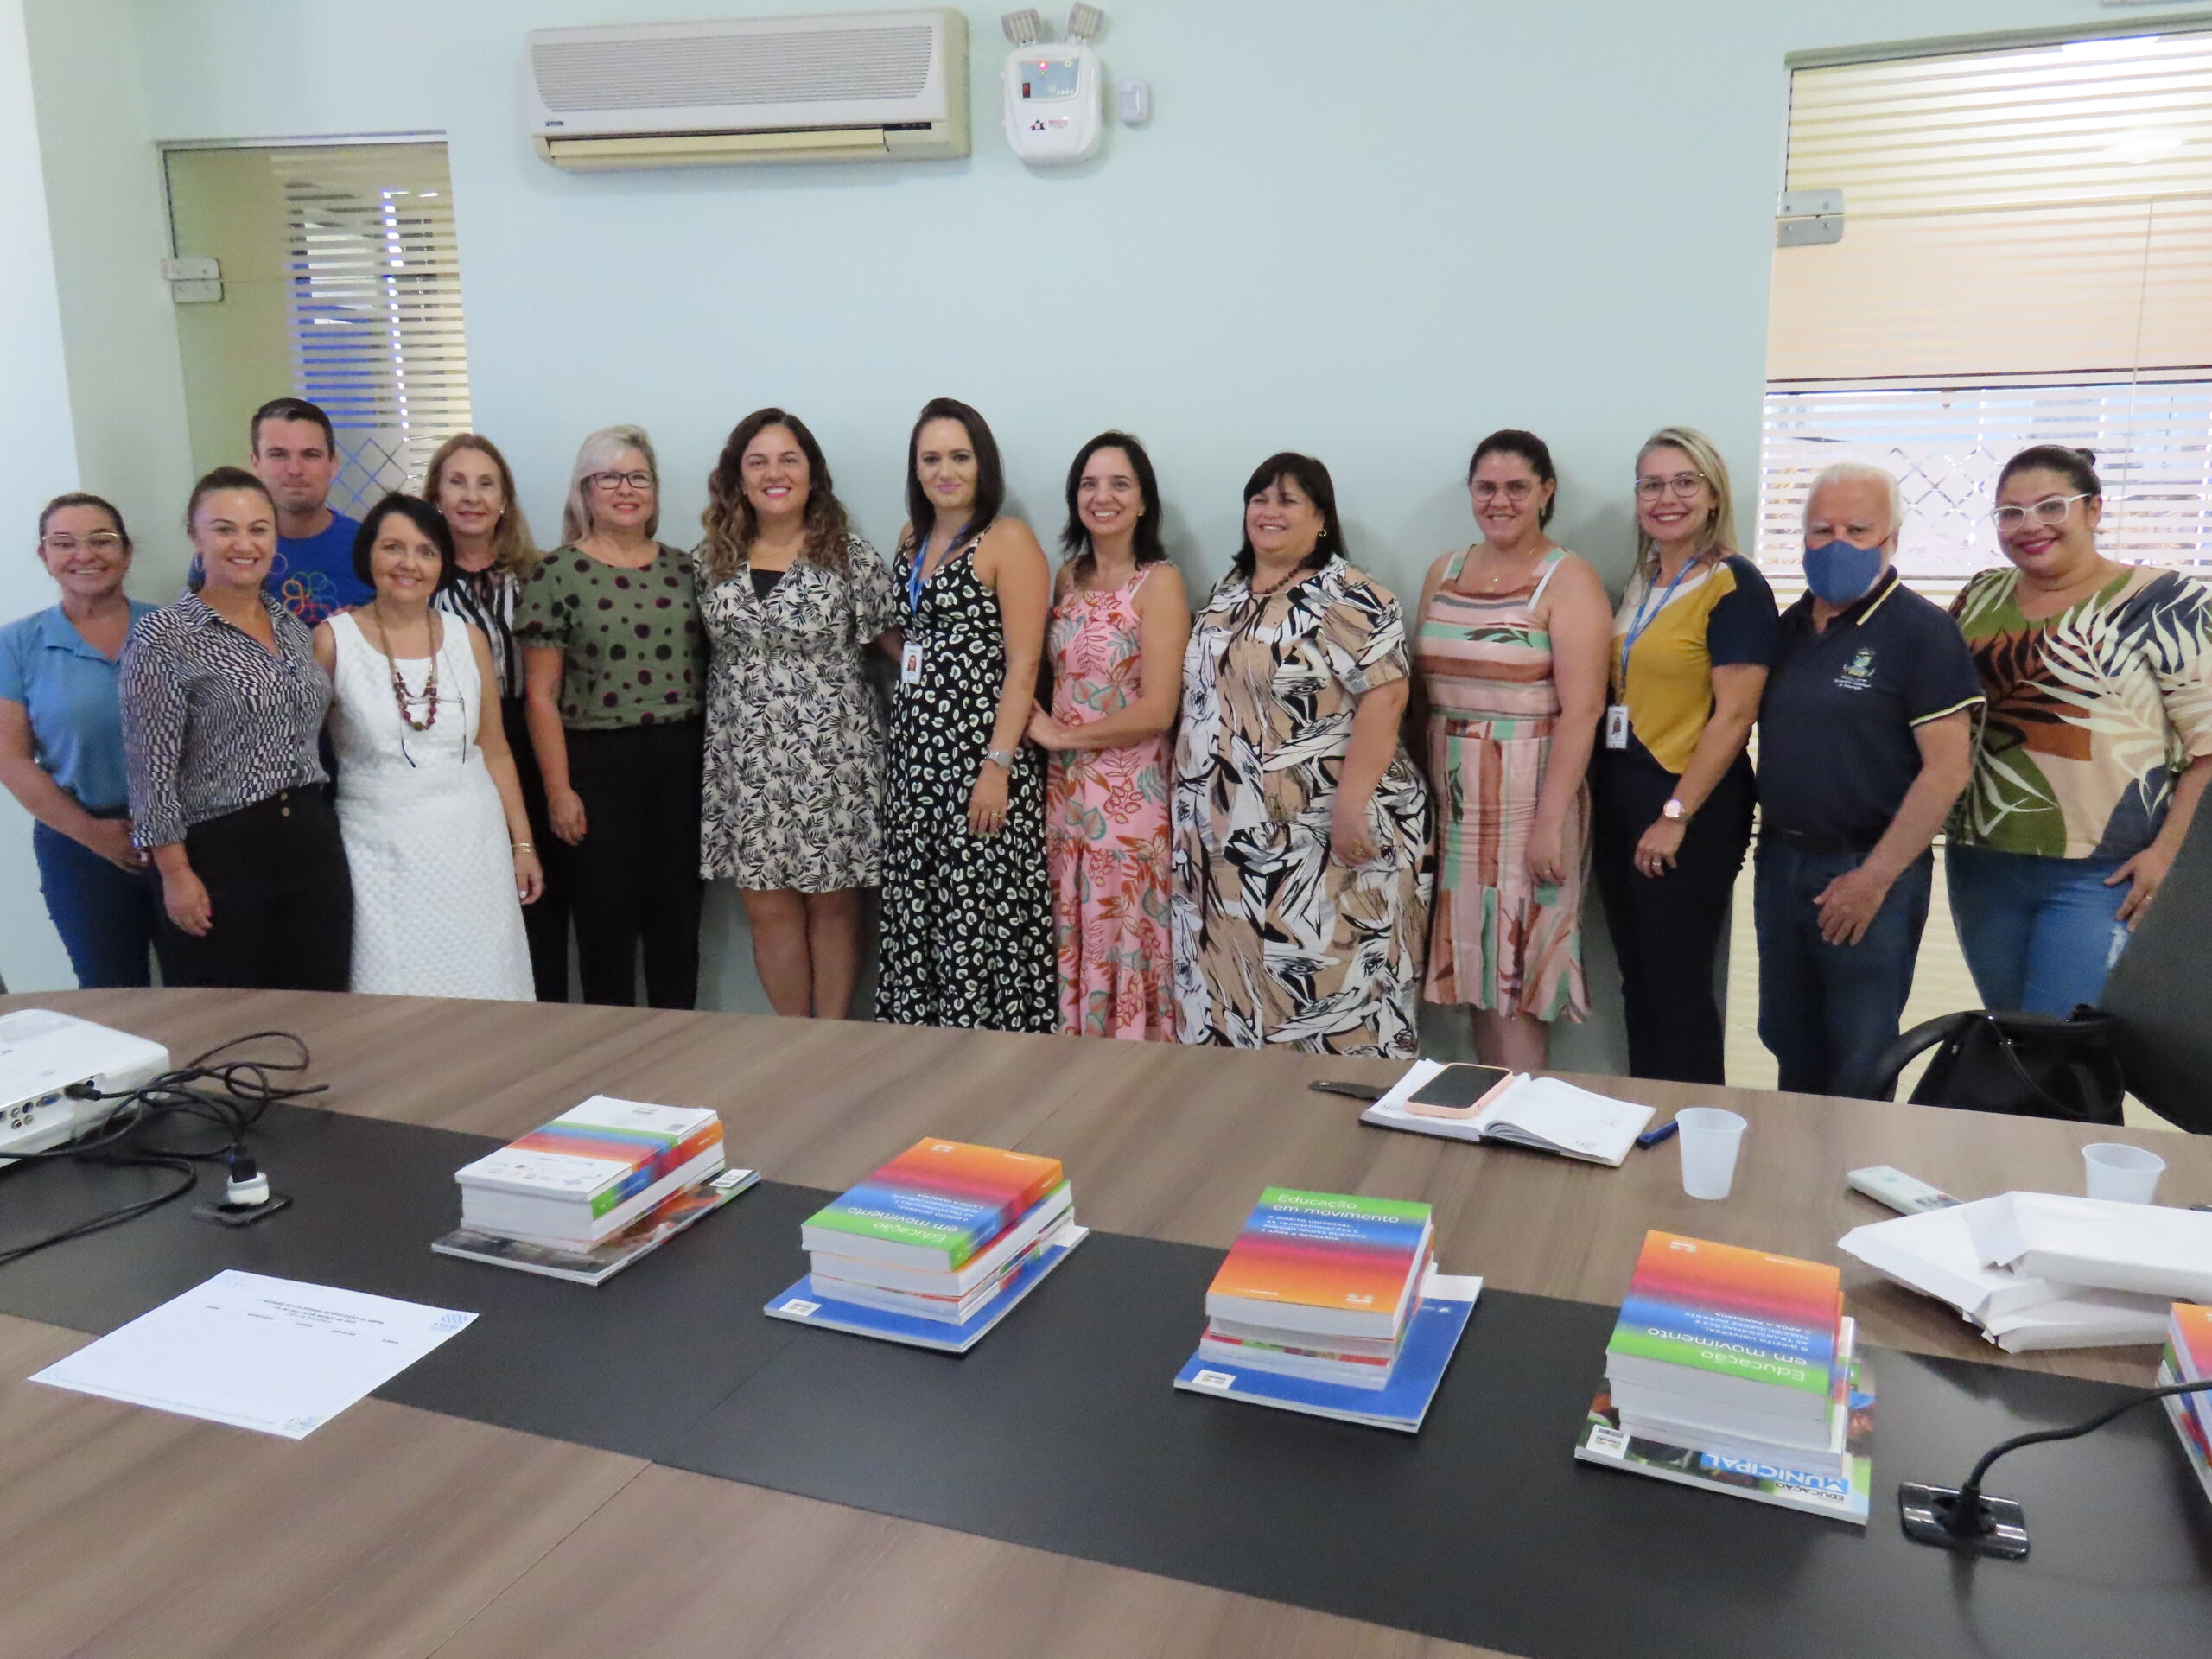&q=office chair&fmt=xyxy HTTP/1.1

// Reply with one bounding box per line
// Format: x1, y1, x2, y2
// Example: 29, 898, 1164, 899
2099, 800, 2212, 1134
1867, 807, 2211, 1129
